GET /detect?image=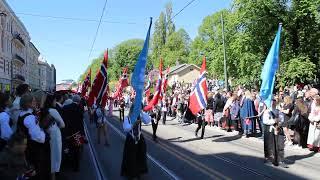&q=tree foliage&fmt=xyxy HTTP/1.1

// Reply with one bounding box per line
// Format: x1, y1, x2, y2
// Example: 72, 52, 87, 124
80, 0, 320, 88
